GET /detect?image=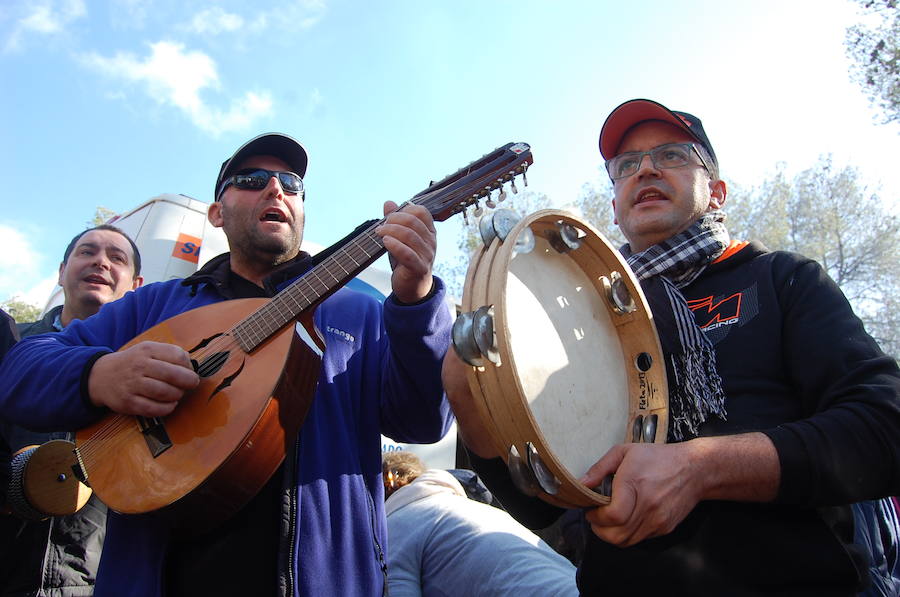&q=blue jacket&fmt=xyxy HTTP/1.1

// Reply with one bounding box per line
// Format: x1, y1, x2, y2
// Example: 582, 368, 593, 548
0, 254, 453, 597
